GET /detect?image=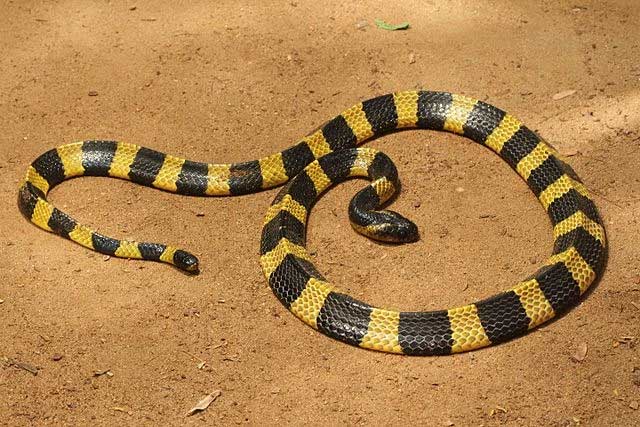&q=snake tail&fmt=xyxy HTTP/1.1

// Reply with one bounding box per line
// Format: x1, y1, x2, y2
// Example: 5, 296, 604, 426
17, 142, 199, 272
